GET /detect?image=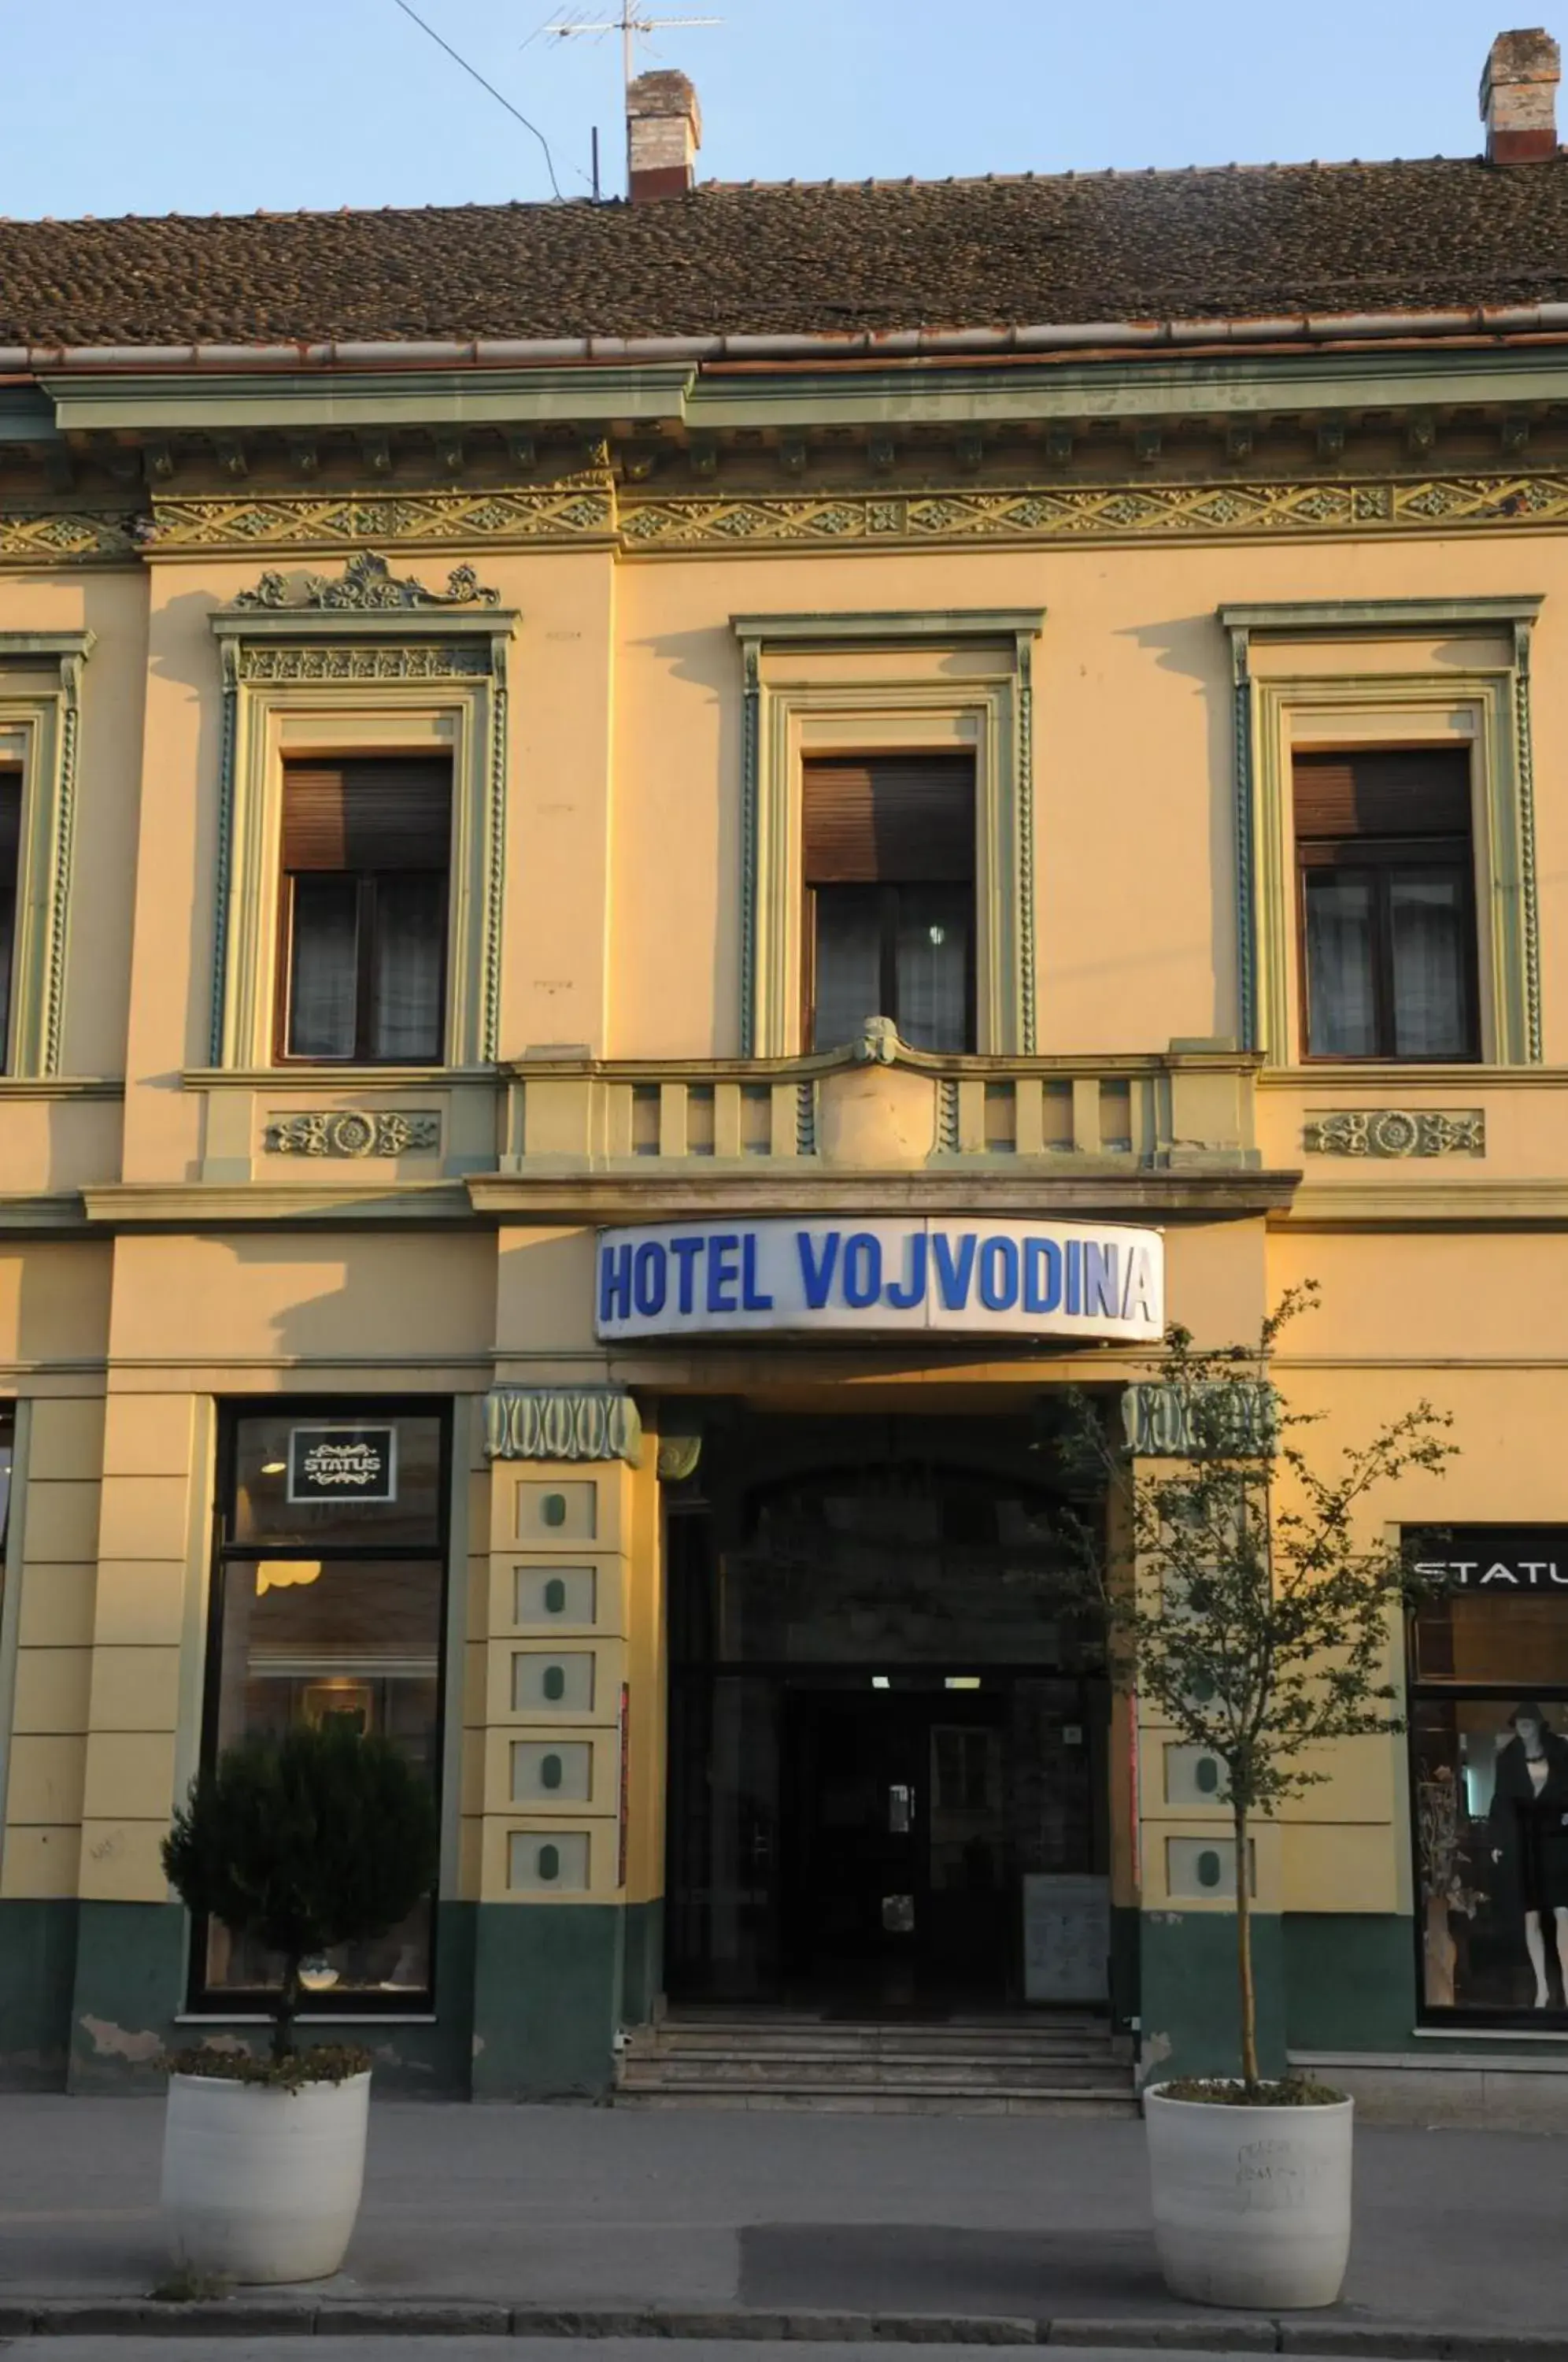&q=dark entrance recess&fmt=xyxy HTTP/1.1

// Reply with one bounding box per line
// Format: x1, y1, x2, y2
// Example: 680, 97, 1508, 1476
664, 1412, 1108, 2013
